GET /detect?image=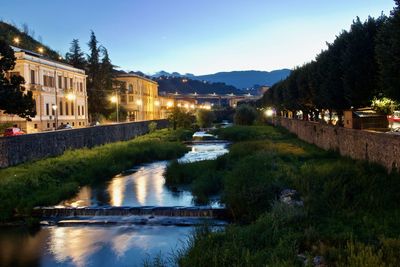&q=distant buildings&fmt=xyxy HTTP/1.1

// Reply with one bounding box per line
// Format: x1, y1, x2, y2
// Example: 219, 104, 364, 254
0, 47, 88, 133
114, 74, 162, 121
